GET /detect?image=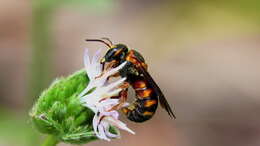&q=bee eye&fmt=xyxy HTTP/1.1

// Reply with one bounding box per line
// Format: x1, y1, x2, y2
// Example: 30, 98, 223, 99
104, 49, 116, 61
